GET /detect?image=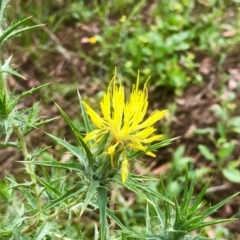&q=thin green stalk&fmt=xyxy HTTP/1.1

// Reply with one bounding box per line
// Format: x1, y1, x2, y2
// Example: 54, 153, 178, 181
0, 1, 8, 98
15, 126, 42, 213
